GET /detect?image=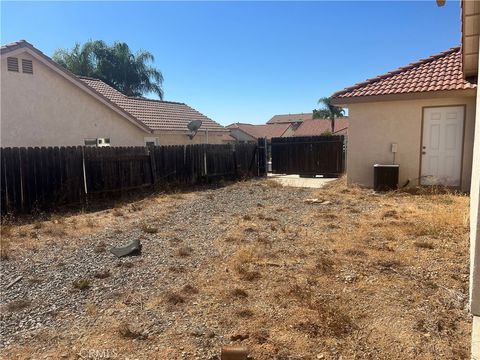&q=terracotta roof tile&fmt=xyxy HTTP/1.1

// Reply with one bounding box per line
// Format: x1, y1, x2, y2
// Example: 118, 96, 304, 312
79, 77, 226, 132
332, 47, 476, 99
267, 113, 312, 124
227, 123, 291, 140
293, 118, 348, 137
